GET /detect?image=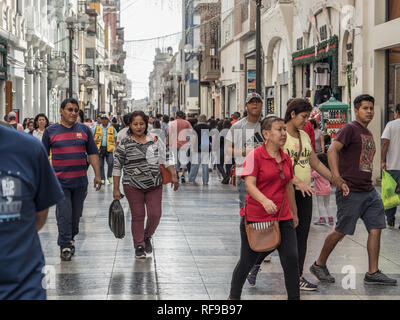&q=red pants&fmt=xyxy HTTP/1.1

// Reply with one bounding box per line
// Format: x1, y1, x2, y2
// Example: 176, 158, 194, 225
123, 185, 163, 248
